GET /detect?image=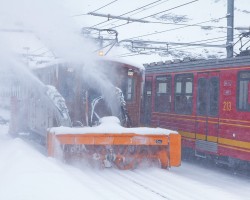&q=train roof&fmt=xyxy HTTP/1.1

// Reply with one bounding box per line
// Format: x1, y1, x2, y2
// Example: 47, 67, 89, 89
98, 56, 145, 71
33, 56, 144, 72
144, 56, 250, 74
